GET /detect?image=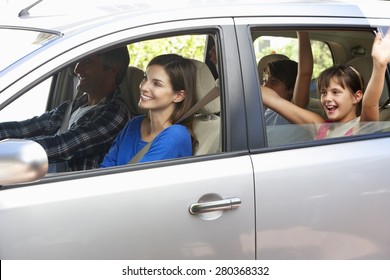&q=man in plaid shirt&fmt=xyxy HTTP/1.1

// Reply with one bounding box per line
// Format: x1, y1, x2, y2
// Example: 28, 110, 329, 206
0, 47, 131, 172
